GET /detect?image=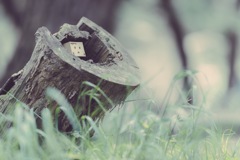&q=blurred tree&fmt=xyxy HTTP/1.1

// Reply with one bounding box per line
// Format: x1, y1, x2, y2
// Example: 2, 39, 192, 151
226, 30, 238, 89
237, 0, 240, 9
225, 1, 240, 90
159, 0, 193, 104
0, 0, 122, 86
160, 0, 240, 103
